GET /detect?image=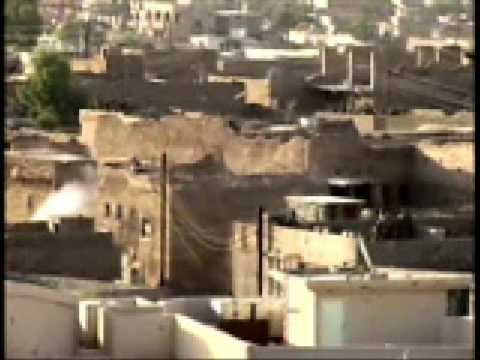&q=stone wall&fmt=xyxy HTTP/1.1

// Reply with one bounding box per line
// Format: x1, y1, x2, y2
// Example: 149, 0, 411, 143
79, 77, 245, 116
5, 231, 120, 280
